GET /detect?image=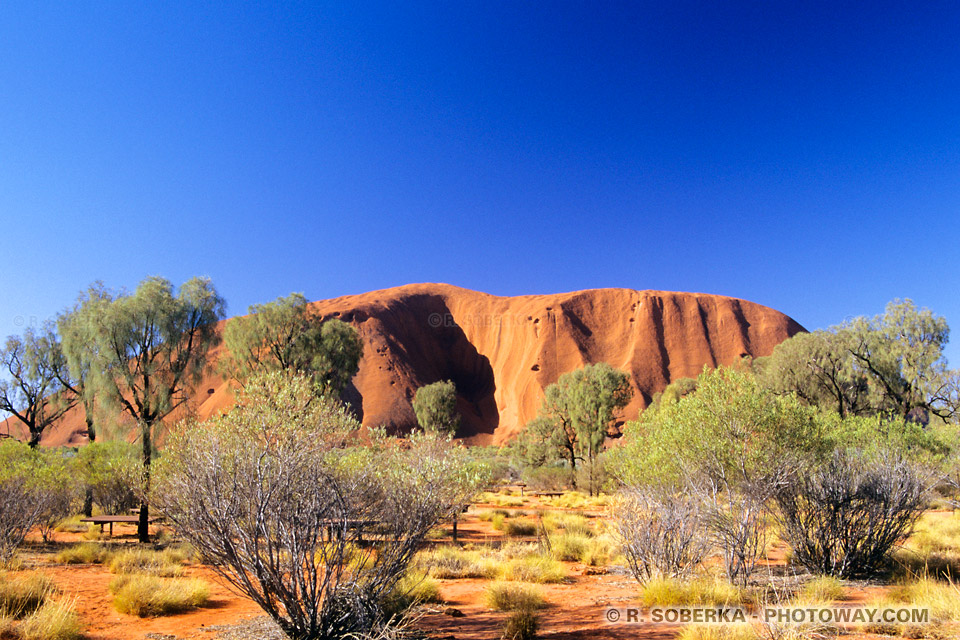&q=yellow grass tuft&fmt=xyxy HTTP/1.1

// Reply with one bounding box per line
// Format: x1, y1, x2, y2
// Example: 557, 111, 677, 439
110, 575, 211, 617
485, 582, 546, 611
18, 597, 83, 640
639, 577, 747, 607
